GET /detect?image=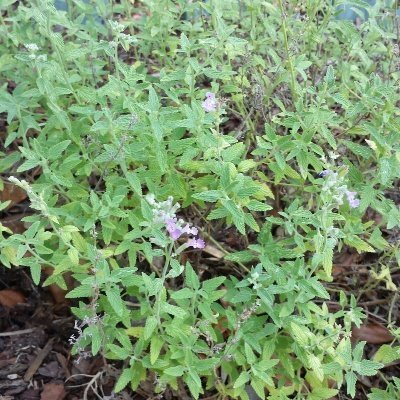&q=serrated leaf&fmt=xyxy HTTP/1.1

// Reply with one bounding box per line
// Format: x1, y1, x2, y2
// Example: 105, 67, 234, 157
373, 345, 400, 364
165, 365, 185, 376
311, 388, 339, 399
324, 65, 335, 85
66, 285, 93, 298
17, 159, 40, 172
144, 316, 158, 340
150, 335, 164, 365
192, 190, 223, 202
48, 140, 71, 160
308, 354, 324, 381
246, 200, 273, 212
353, 360, 383, 376
106, 286, 124, 316
67, 247, 79, 266
170, 287, 193, 300
233, 371, 250, 389
114, 368, 133, 393
290, 322, 309, 346
202, 276, 225, 292
30, 262, 41, 285
345, 371, 357, 398
161, 303, 187, 318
